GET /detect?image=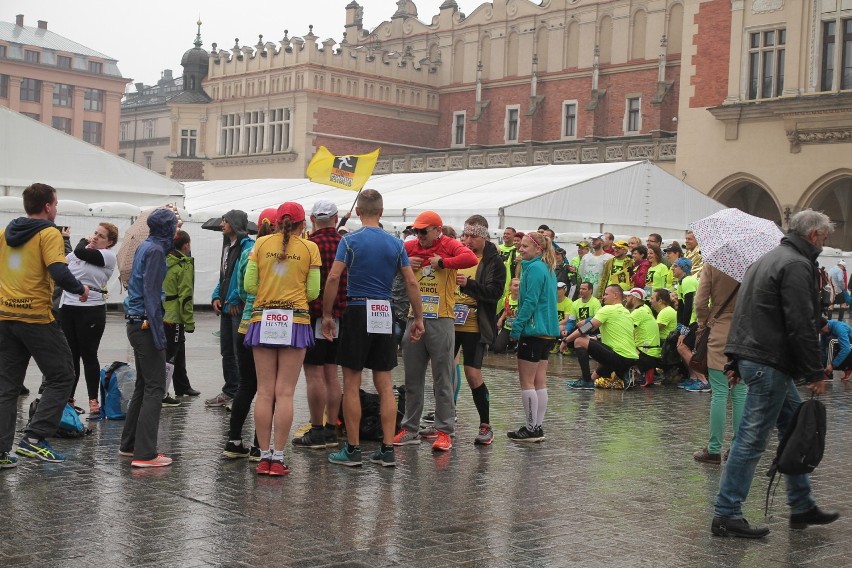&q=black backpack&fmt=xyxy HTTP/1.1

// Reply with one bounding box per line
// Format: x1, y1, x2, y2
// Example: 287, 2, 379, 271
765, 397, 827, 515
